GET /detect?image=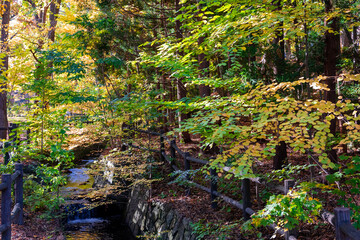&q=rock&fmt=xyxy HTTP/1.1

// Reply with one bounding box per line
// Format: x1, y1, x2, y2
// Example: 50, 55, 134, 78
166, 210, 174, 228
177, 224, 185, 240
190, 234, 197, 240
126, 185, 195, 240
183, 218, 190, 231
155, 219, 162, 229
184, 230, 191, 239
